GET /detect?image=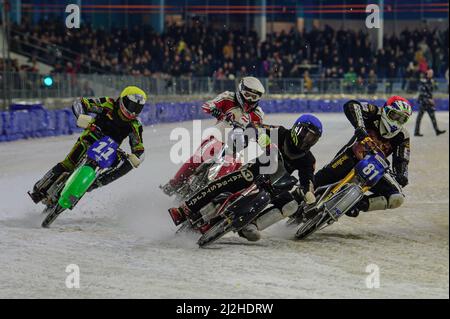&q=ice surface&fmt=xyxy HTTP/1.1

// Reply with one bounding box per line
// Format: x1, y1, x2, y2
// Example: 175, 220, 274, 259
0, 113, 448, 298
